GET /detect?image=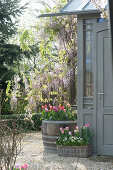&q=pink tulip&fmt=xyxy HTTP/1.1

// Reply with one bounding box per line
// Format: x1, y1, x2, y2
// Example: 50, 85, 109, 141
67, 104, 70, 107
49, 106, 53, 109
45, 108, 48, 112
65, 127, 69, 130
24, 163, 27, 169
58, 106, 62, 109
41, 106, 44, 109
60, 127, 63, 130
54, 107, 58, 112
61, 106, 64, 110
85, 123, 90, 127
21, 165, 24, 169
62, 130, 64, 133
64, 109, 66, 112
76, 126, 79, 130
